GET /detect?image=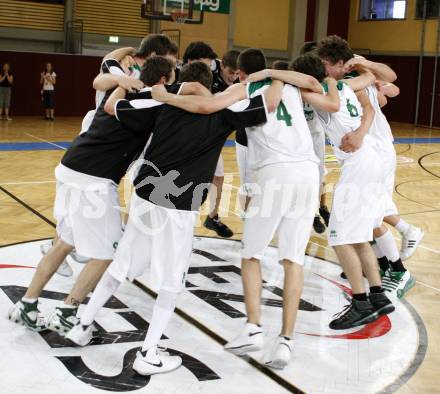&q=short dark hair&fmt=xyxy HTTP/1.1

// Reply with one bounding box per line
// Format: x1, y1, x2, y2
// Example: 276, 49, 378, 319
137, 34, 178, 58
183, 41, 217, 63
317, 35, 354, 64
140, 56, 174, 86
300, 41, 318, 55
179, 61, 213, 90
291, 53, 327, 82
272, 60, 289, 70
237, 48, 267, 74
222, 50, 240, 70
